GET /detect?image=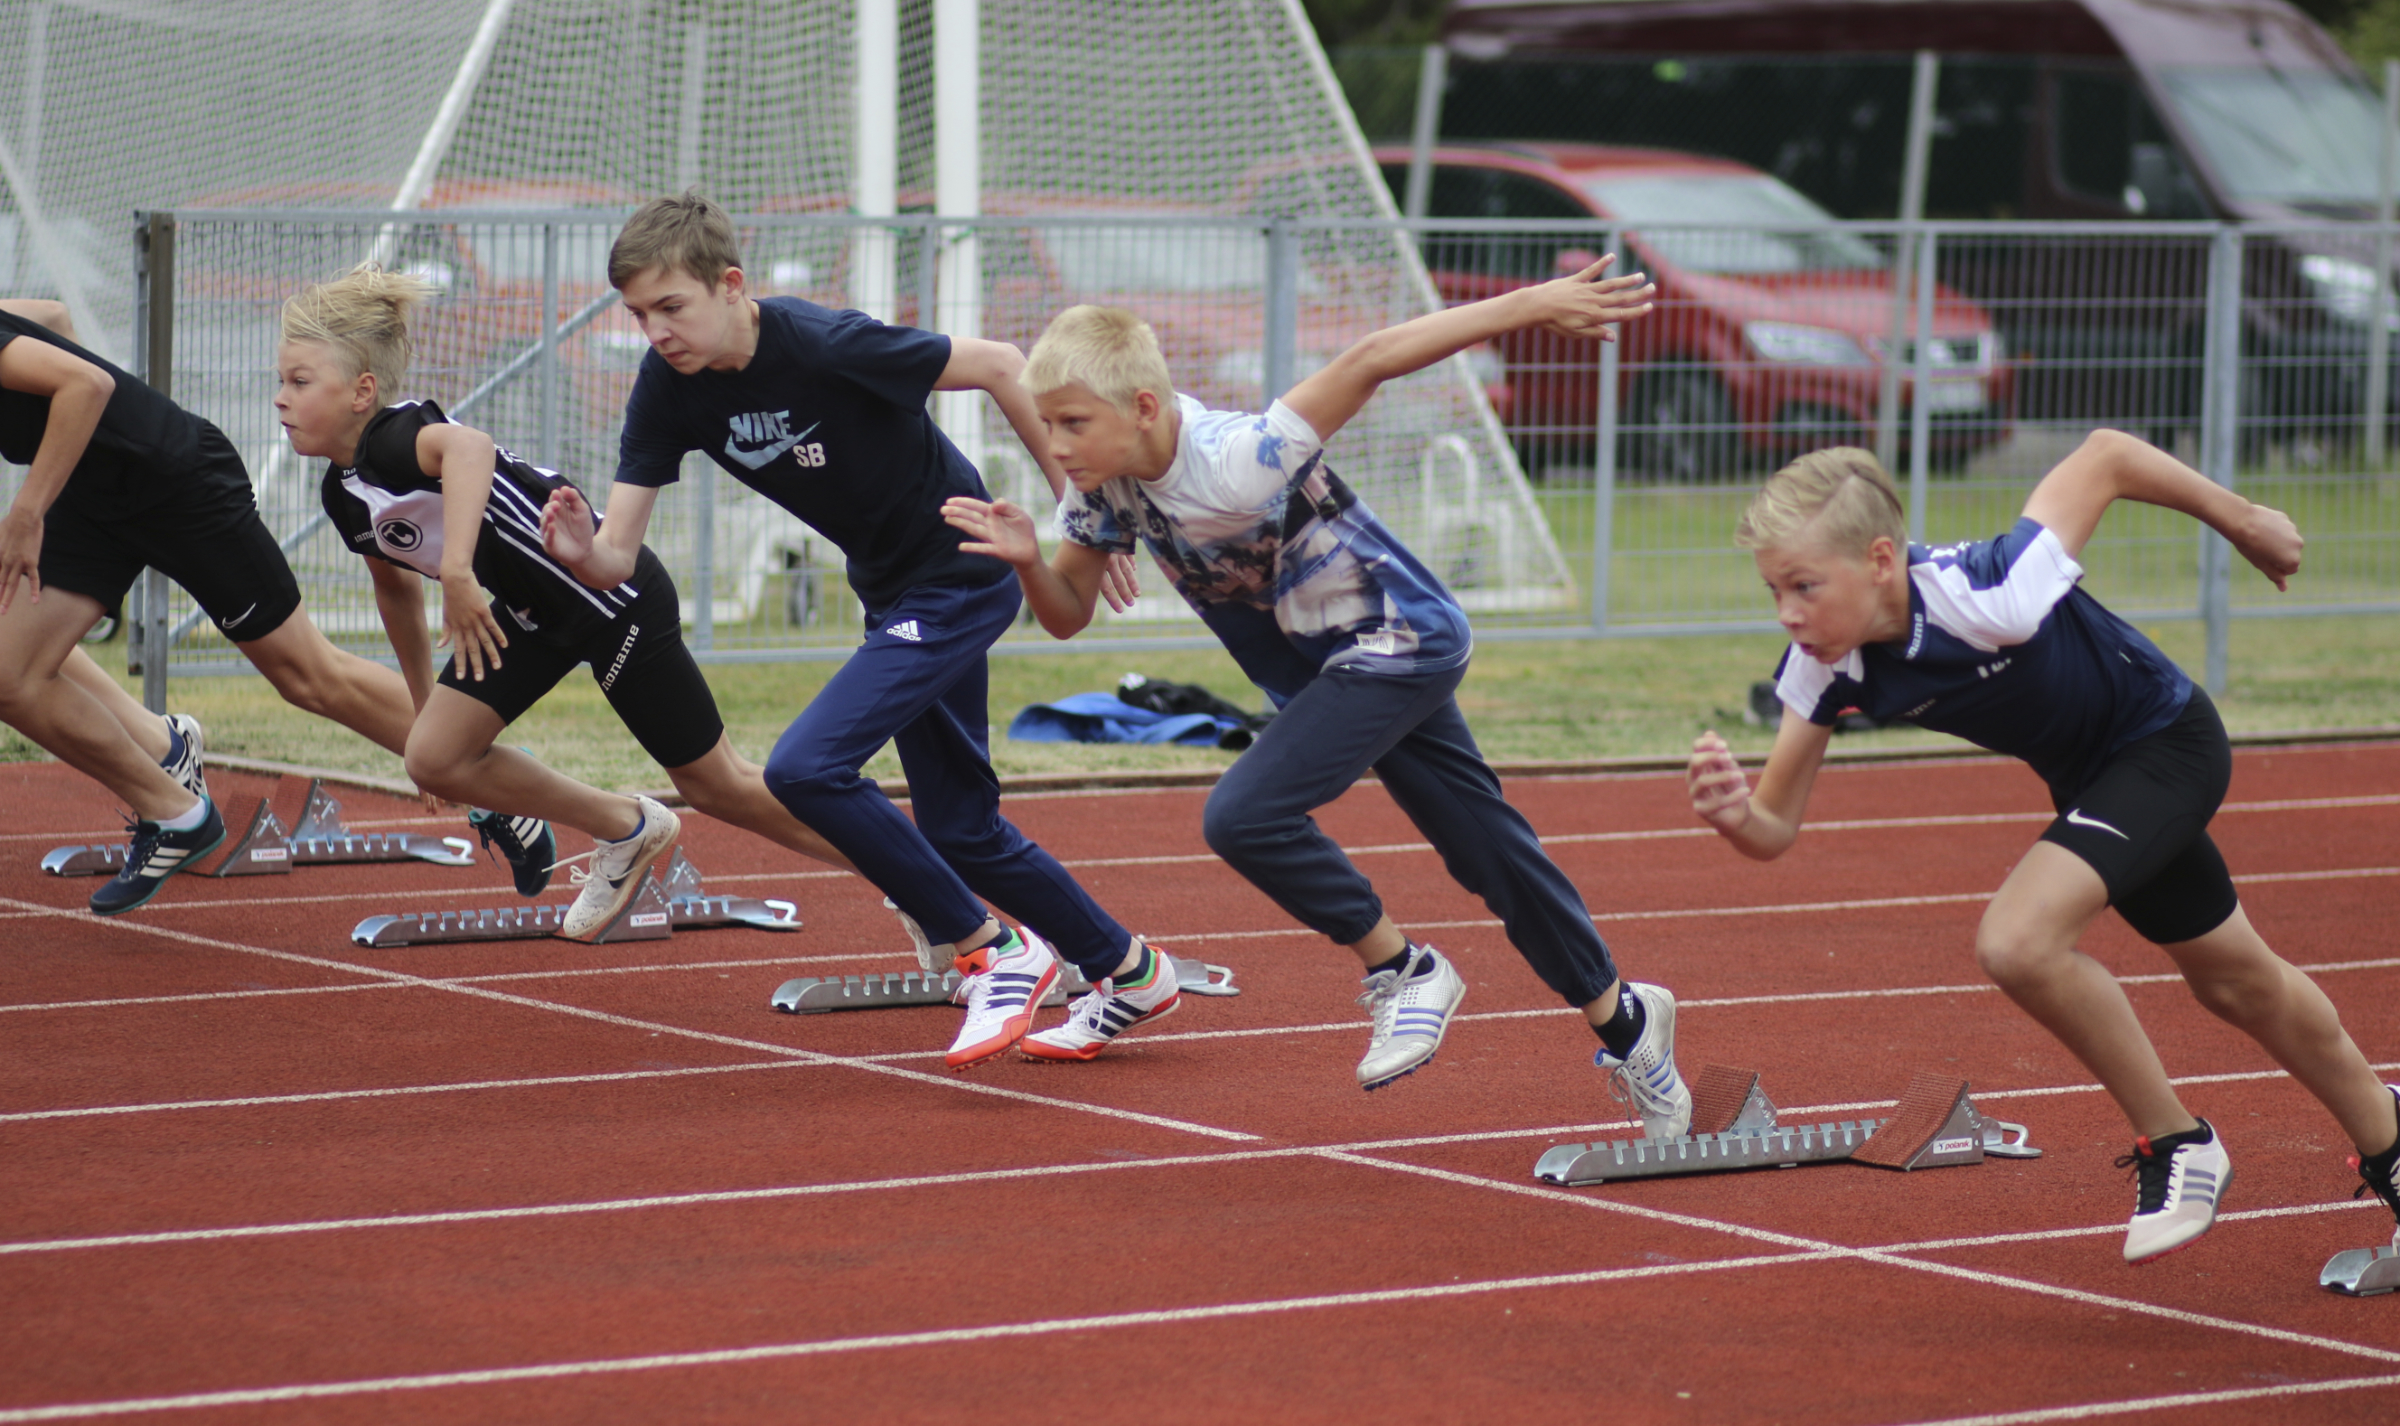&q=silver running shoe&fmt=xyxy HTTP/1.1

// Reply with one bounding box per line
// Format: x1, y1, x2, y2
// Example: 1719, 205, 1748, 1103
1596, 982, 1693, 1139
1355, 945, 1467, 1091
161, 714, 208, 802
557, 796, 680, 941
